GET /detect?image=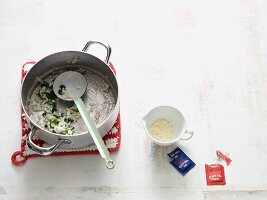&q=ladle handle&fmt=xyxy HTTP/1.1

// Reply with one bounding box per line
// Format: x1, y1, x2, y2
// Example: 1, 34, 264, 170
82, 40, 111, 64
74, 98, 115, 169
